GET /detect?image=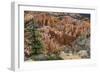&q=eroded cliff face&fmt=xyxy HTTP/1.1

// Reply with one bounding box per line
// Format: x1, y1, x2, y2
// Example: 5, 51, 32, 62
24, 11, 90, 60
